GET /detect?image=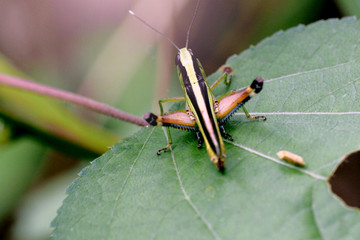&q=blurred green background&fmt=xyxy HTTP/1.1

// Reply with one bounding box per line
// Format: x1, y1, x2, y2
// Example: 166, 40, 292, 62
0, 0, 358, 239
